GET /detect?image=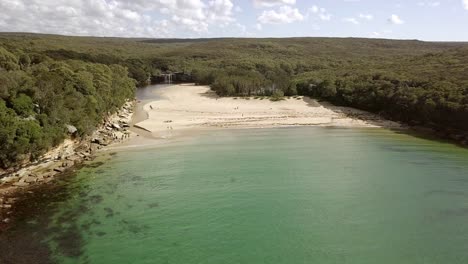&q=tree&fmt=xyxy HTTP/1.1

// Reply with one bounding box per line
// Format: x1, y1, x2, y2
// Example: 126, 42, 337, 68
0, 47, 19, 71
11, 93, 34, 117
